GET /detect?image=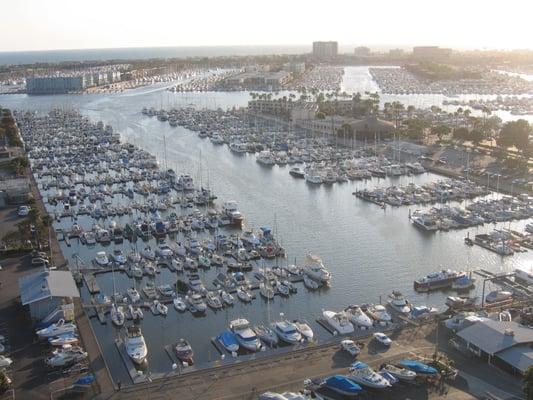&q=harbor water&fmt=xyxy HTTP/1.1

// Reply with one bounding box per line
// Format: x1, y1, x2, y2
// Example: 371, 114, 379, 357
2, 66, 533, 384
